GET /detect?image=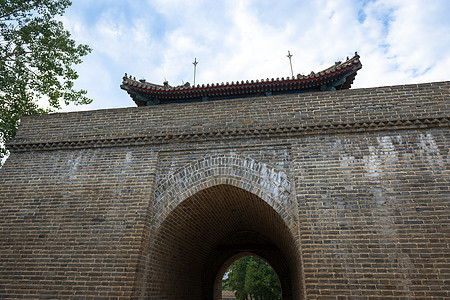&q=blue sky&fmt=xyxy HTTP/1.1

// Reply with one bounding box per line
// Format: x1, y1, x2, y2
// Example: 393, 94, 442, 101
58, 0, 450, 111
